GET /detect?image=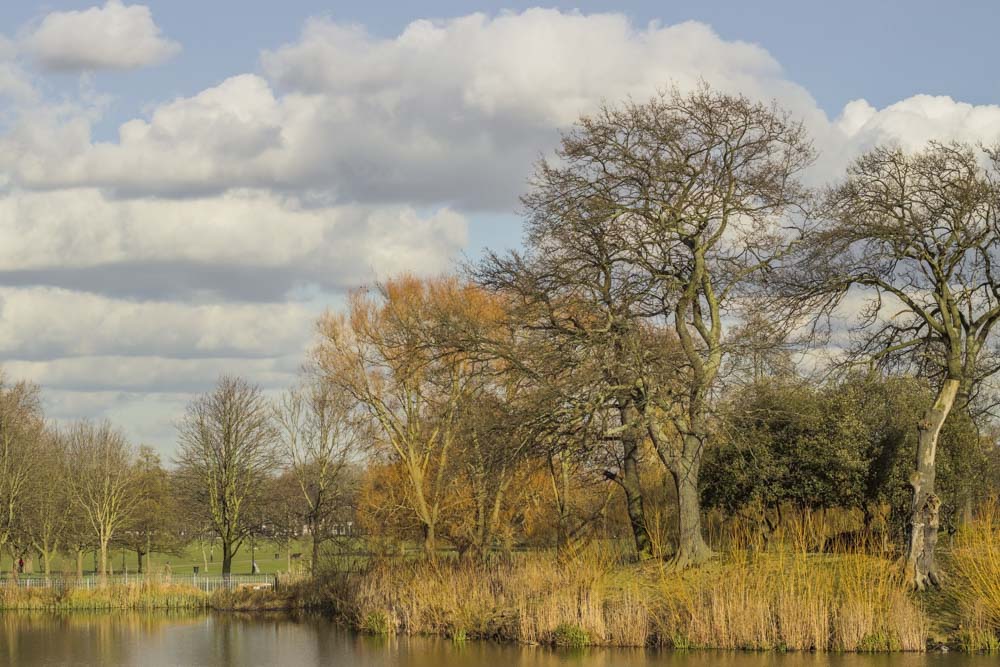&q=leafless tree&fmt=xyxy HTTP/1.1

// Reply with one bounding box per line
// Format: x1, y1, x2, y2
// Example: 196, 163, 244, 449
790, 141, 1000, 589
22, 427, 71, 576
0, 373, 43, 577
64, 420, 139, 582
274, 376, 359, 574
175, 376, 278, 575
484, 85, 814, 567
